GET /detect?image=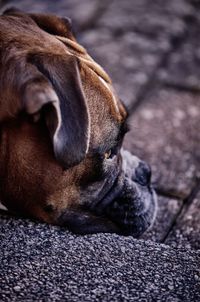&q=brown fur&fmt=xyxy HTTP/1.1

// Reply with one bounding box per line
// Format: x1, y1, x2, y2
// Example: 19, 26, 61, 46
0, 10, 126, 226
